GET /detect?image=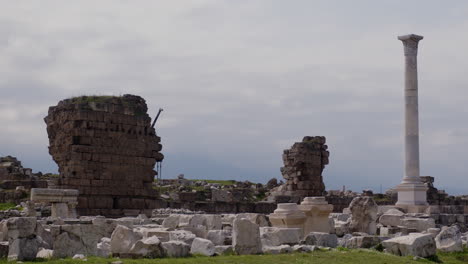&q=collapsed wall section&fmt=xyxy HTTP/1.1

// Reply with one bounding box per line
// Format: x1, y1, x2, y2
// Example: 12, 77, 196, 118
44, 94, 163, 216
280, 136, 329, 198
